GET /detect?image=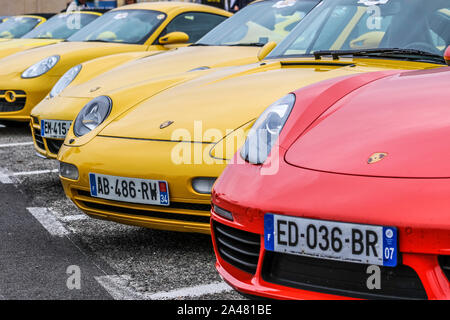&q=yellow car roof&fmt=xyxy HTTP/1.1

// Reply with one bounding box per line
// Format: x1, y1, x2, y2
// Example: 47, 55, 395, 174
112, 1, 231, 15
